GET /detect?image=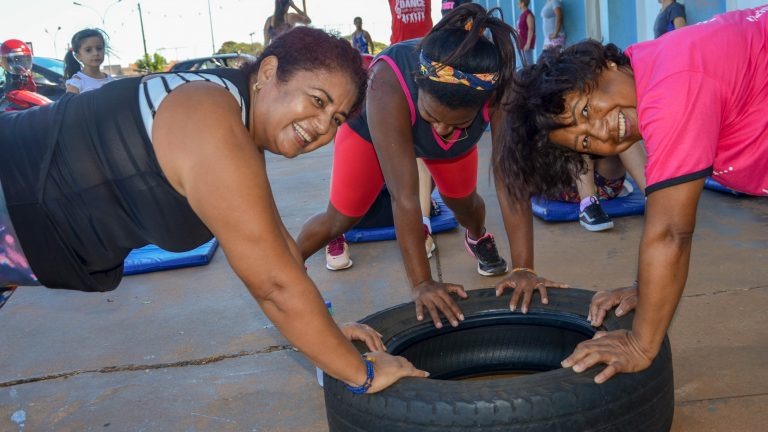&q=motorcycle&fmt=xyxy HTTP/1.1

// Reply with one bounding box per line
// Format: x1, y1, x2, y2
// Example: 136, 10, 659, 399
0, 39, 53, 112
